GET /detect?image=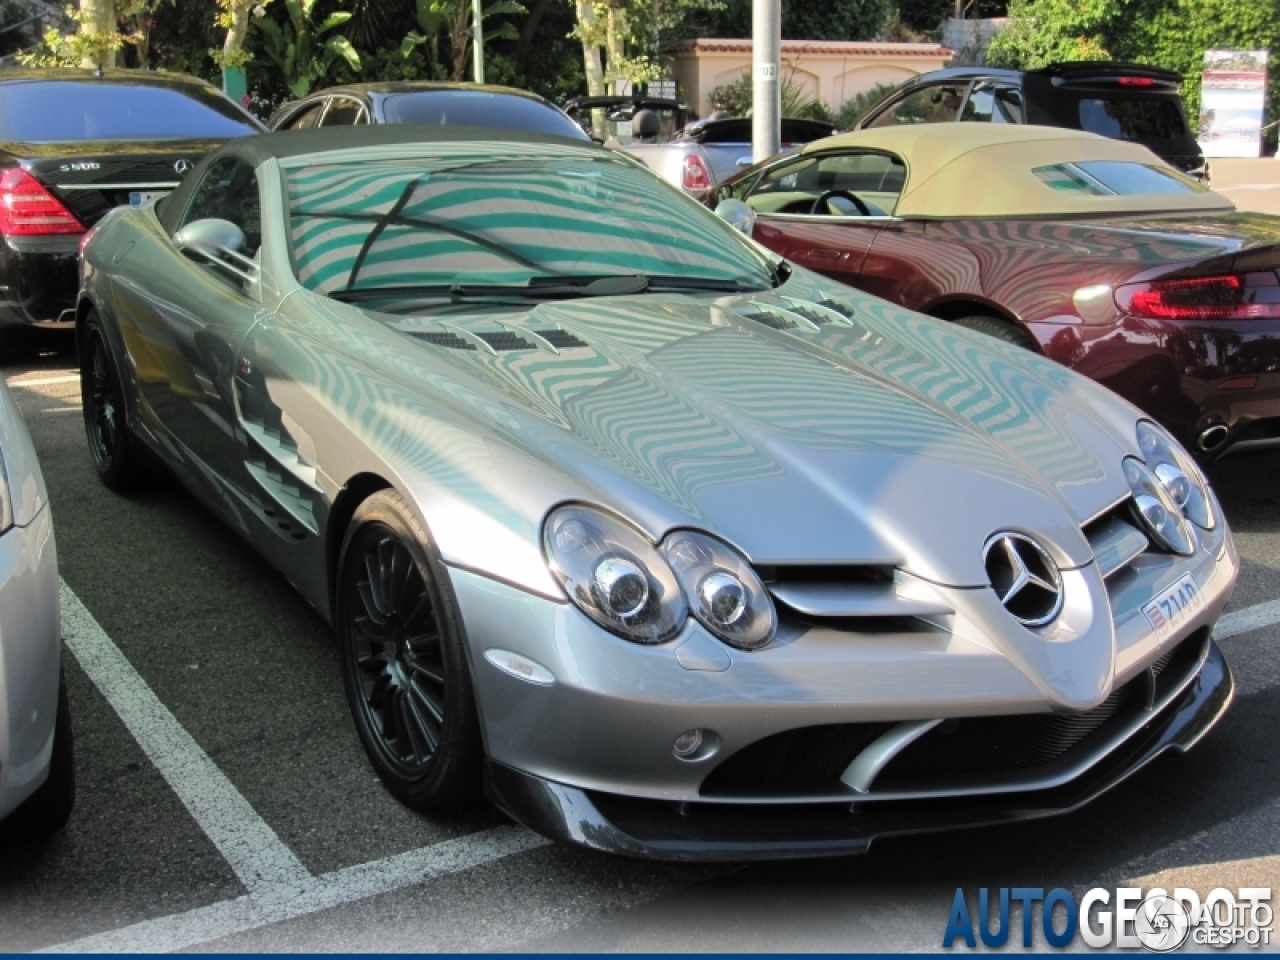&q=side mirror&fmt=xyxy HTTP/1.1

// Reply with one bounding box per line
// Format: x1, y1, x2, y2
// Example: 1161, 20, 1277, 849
174, 218, 257, 282
174, 218, 245, 256
714, 198, 756, 235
